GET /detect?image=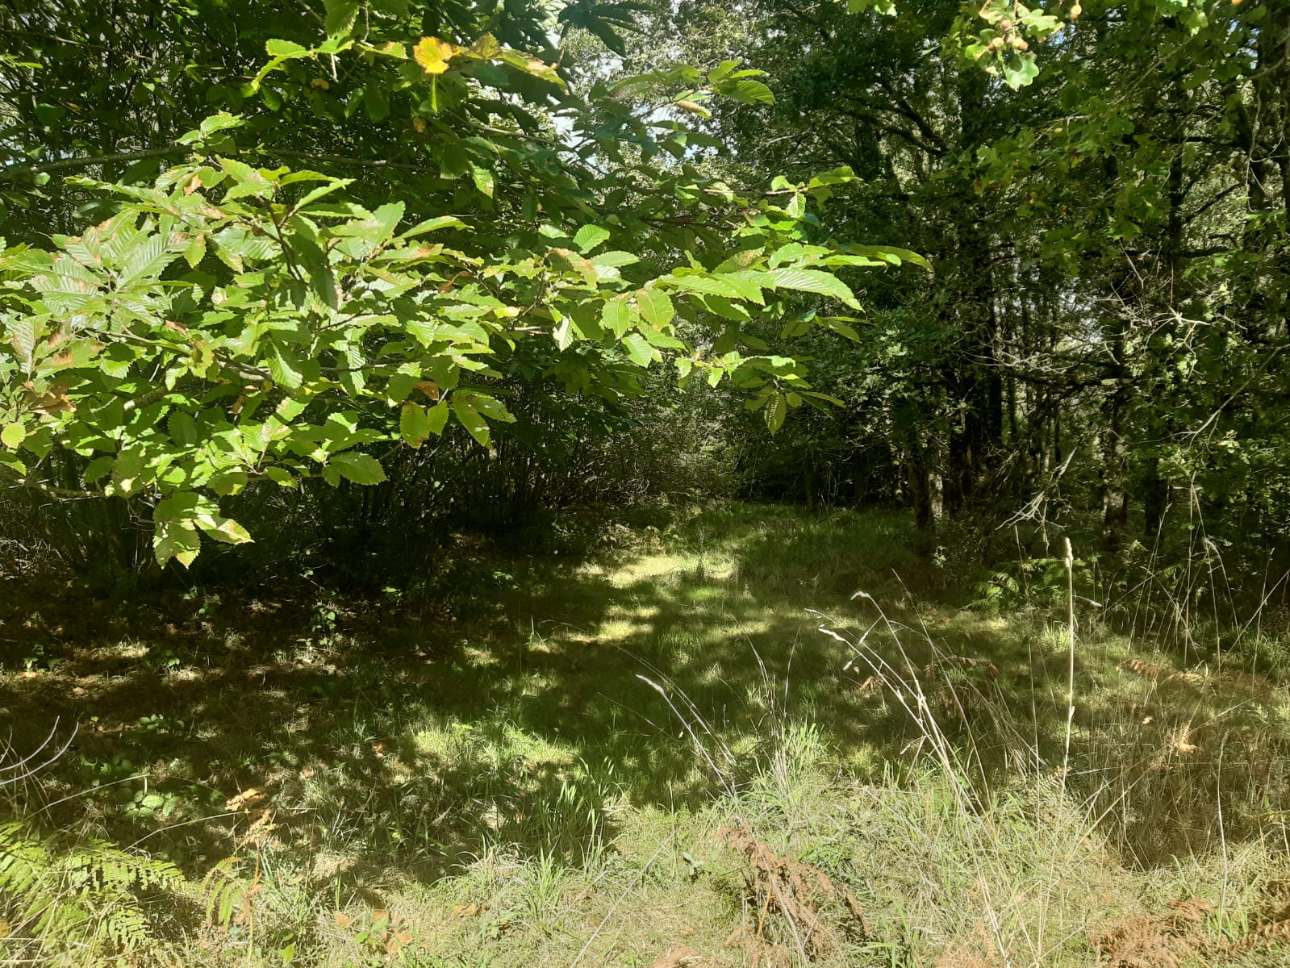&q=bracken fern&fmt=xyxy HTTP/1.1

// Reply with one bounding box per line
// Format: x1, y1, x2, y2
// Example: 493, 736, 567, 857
0, 817, 182, 964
